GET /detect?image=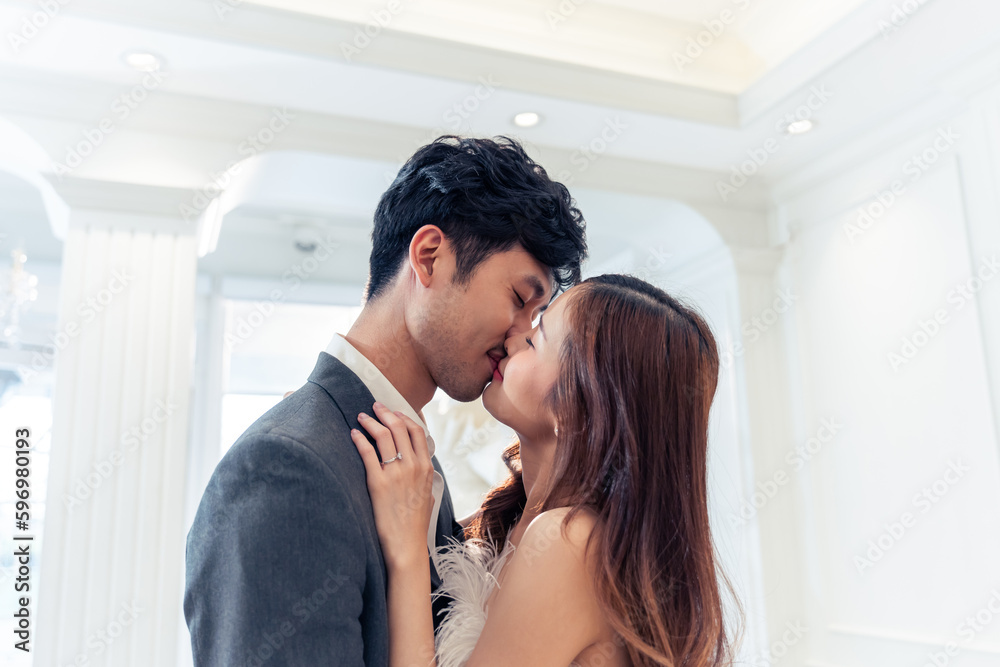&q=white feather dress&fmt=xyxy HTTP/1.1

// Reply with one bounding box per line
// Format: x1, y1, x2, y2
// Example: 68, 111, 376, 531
430, 536, 518, 667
